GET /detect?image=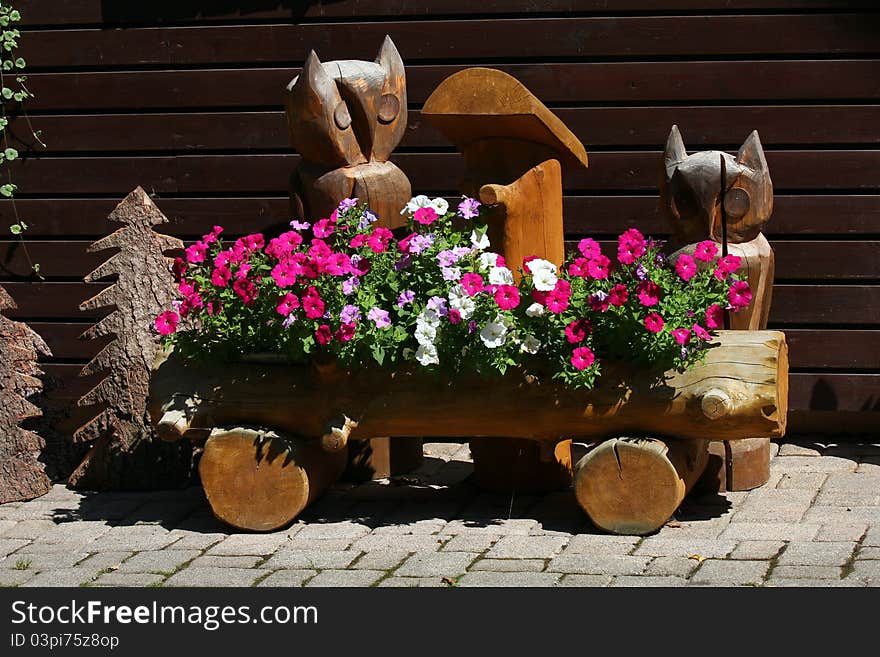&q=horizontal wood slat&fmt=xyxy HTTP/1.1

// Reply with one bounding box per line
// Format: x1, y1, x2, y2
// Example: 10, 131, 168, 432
26, 60, 880, 111
27, 322, 880, 371
3, 195, 878, 238
4, 282, 878, 324
3, 240, 877, 281
13, 106, 880, 153
8, 151, 880, 195
21, 16, 880, 70
20, 1, 880, 26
